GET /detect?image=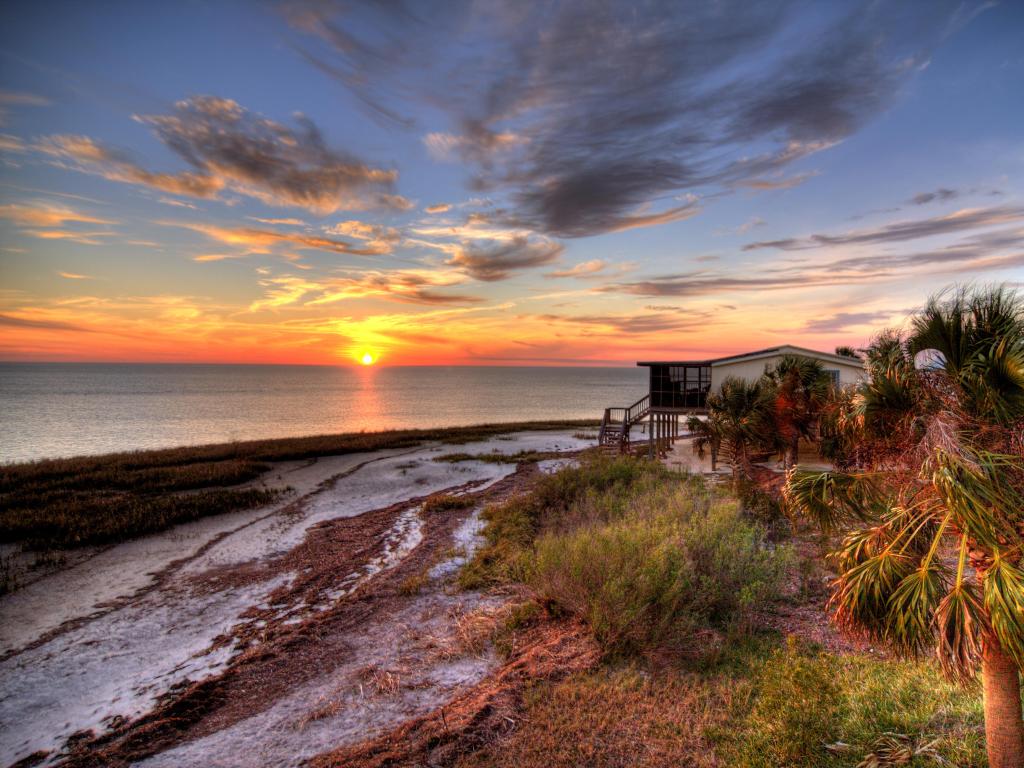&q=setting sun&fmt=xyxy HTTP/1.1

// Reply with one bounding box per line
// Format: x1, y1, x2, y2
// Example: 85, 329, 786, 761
360, 352, 375, 365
